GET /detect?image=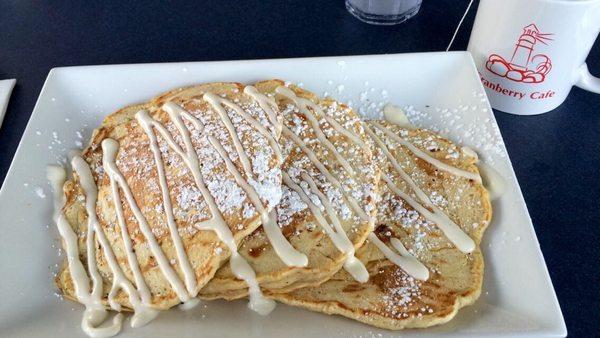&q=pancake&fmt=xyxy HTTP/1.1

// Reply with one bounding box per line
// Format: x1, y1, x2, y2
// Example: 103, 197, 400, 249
271, 120, 492, 329
54, 82, 286, 333
199, 80, 380, 300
